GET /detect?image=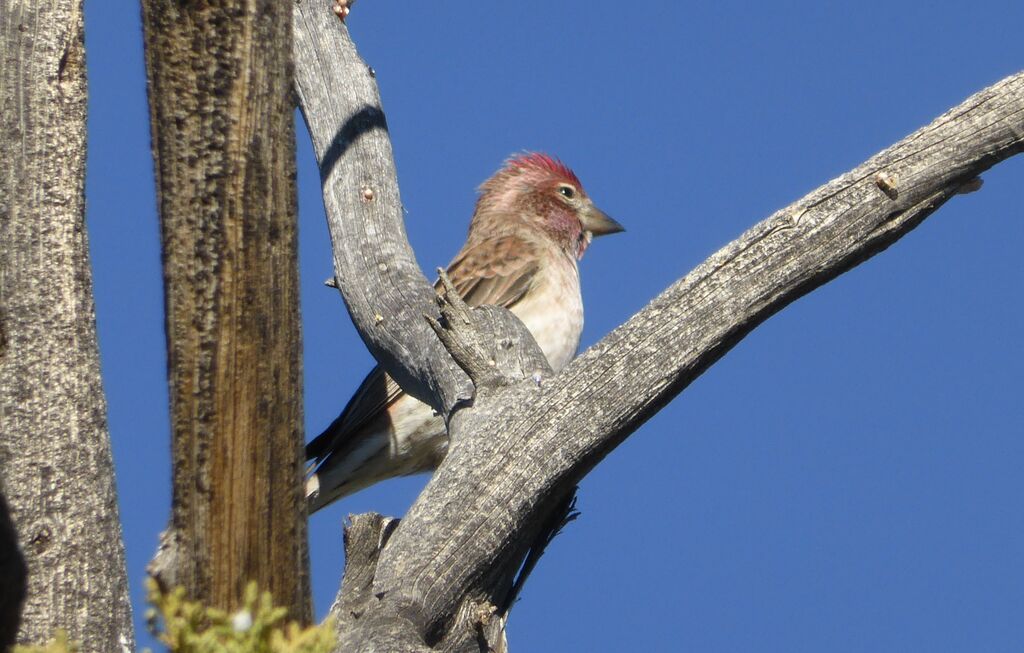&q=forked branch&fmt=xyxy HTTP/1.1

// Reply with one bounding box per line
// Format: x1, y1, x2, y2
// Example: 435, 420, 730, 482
292, 4, 1023, 650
